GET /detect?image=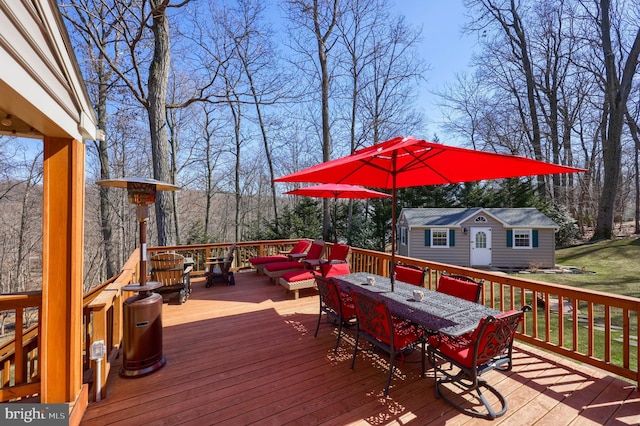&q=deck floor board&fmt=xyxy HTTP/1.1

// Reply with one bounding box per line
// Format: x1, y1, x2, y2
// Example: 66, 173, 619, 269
81, 271, 639, 425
